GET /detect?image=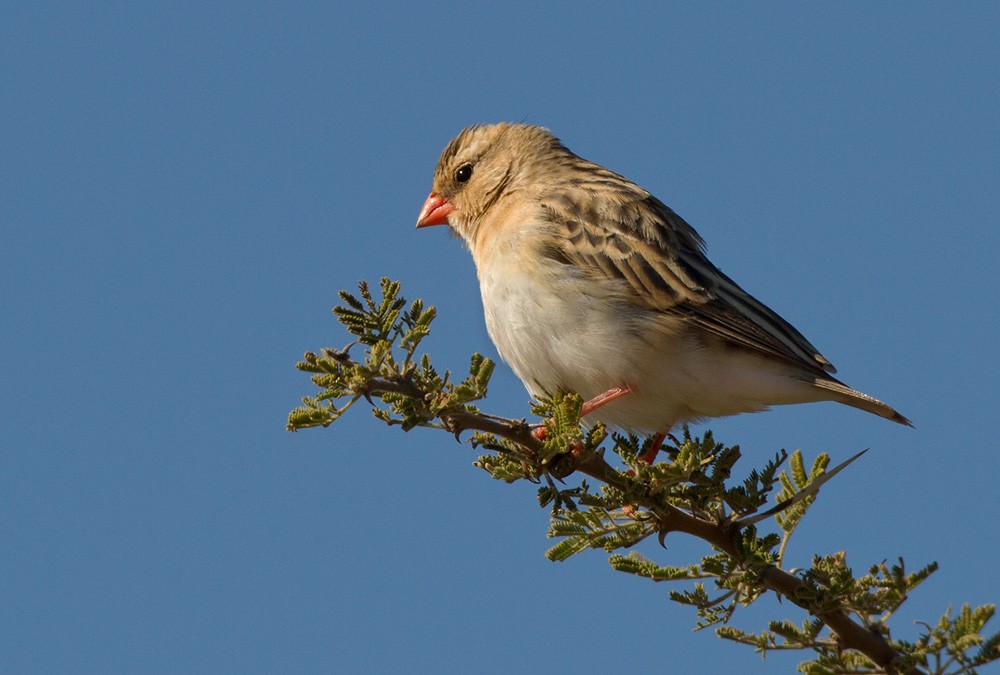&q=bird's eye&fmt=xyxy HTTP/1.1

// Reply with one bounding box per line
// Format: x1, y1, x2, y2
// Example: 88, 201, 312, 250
455, 163, 473, 184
